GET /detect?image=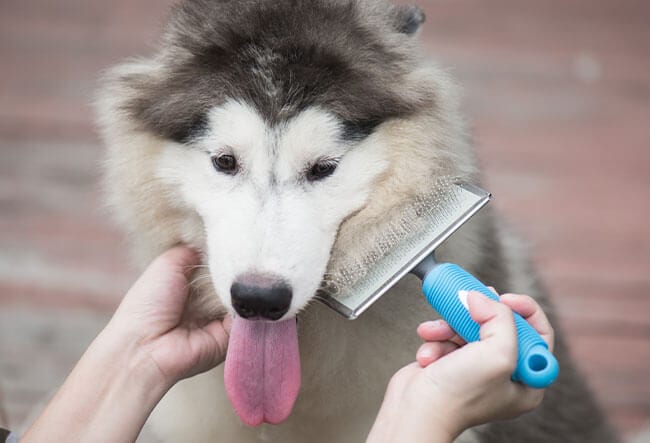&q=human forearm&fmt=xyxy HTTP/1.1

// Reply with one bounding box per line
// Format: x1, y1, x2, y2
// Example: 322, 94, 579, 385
21, 325, 169, 443
367, 382, 457, 443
